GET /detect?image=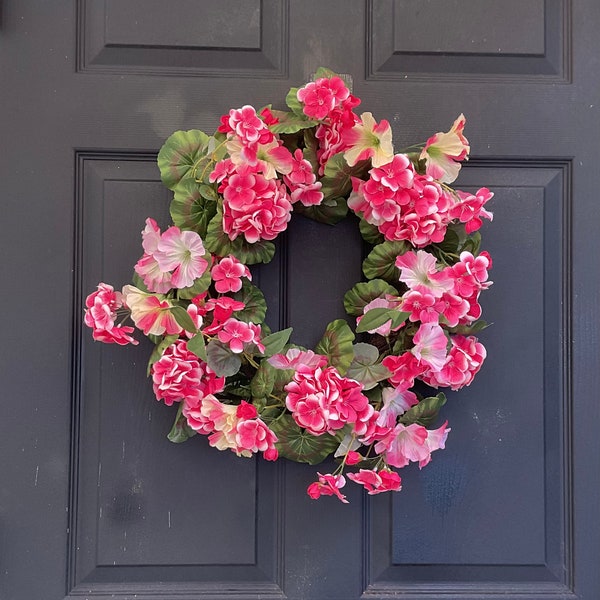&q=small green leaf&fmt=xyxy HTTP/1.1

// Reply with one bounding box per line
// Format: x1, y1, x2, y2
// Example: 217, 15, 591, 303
269, 109, 318, 134
147, 334, 178, 376
355, 307, 410, 334
343, 279, 399, 317
362, 240, 411, 282
285, 87, 305, 116
270, 415, 339, 465
167, 405, 197, 443
400, 393, 447, 427
170, 306, 198, 333
198, 183, 219, 202
320, 153, 368, 203
158, 129, 211, 190
251, 361, 276, 399
176, 267, 212, 300
170, 178, 218, 235
448, 320, 489, 335
232, 280, 267, 324
261, 327, 293, 357
359, 218, 384, 245
346, 343, 391, 390
314, 66, 339, 79
294, 196, 348, 225
205, 340, 242, 377
187, 333, 207, 362
315, 319, 355, 375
